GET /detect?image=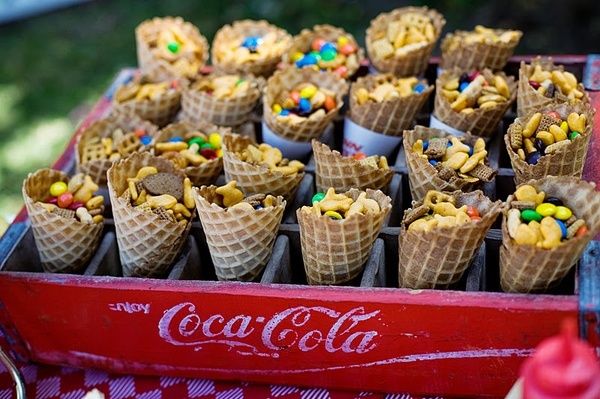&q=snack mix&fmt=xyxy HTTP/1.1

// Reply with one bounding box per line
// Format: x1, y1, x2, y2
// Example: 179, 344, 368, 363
148, 24, 205, 77
526, 64, 585, 101
270, 82, 337, 123
441, 70, 511, 114
353, 76, 428, 104
114, 78, 179, 104
233, 142, 305, 177
81, 127, 151, 165
292, 35, 360, 78
189, 74, 258, 99
369, 11, 437, 59
154, 130, 223, 168
443, 25, 521, 49
306, 188, 382, 220
206, 181, 279, 211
